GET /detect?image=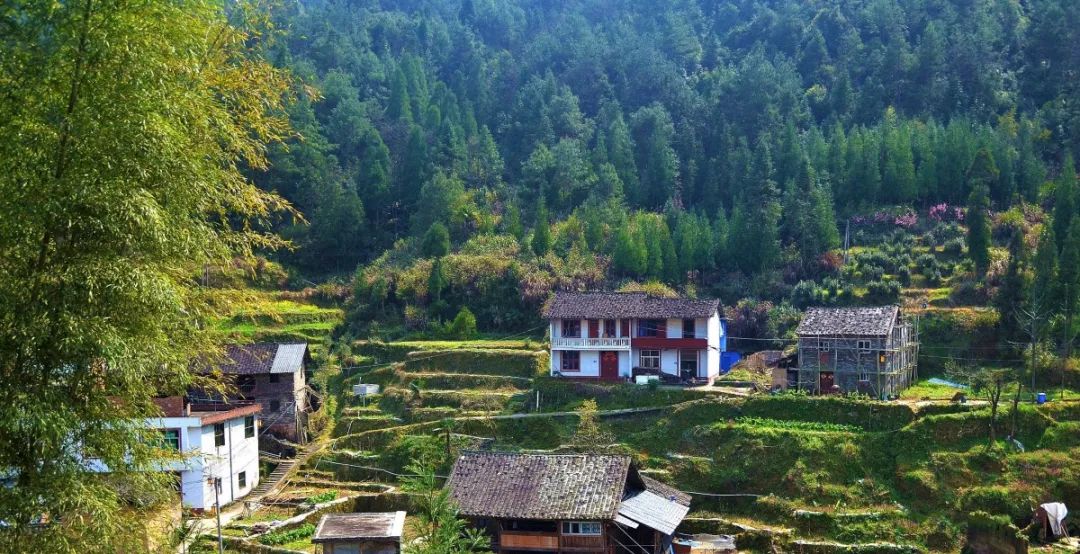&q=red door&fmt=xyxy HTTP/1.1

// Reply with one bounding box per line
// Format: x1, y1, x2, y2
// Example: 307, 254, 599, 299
819, 372, 835, 394
600, 352, 619, 381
